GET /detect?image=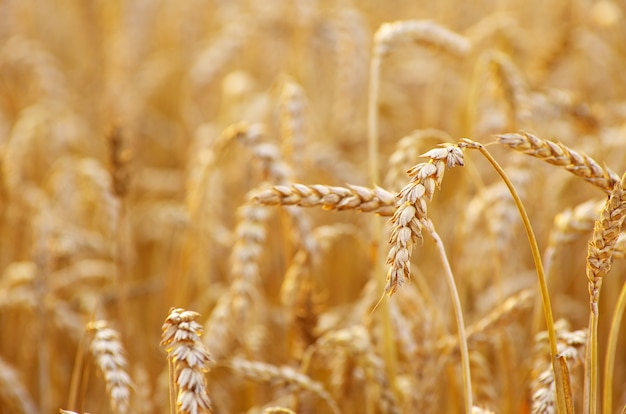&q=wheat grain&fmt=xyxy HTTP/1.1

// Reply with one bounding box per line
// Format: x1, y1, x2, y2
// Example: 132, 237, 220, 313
612, 232, 626, 259
161, 308, 213, 414
496, 131, 620, 193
